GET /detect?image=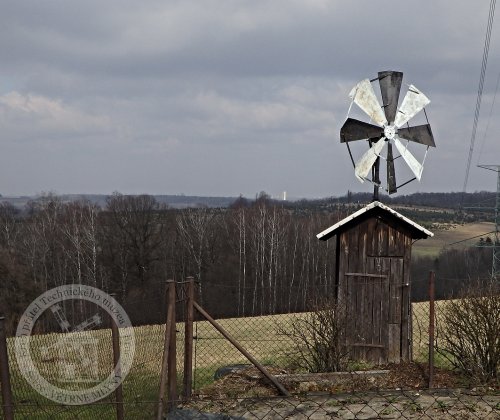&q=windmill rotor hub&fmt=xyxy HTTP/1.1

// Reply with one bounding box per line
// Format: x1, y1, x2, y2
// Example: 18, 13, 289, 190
384, 125, 396, 140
